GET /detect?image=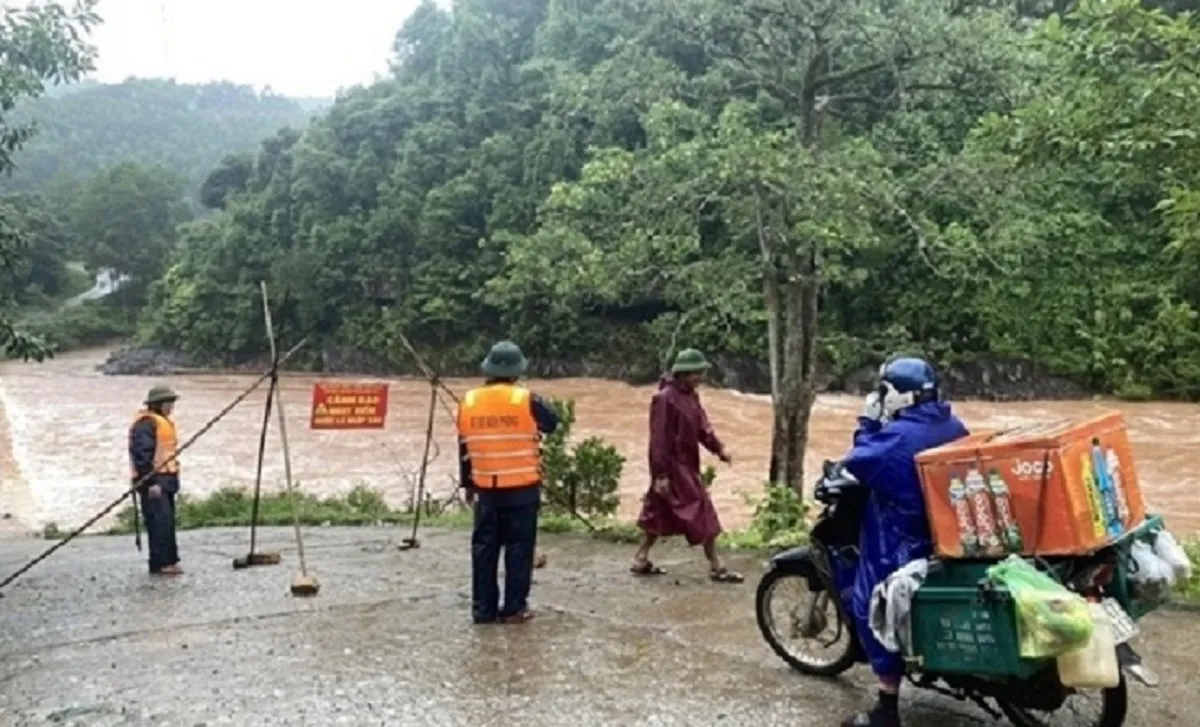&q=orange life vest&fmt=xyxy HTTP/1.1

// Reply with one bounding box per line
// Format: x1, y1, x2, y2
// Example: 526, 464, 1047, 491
456, 384, 541, 489
130, 410, 180, 478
